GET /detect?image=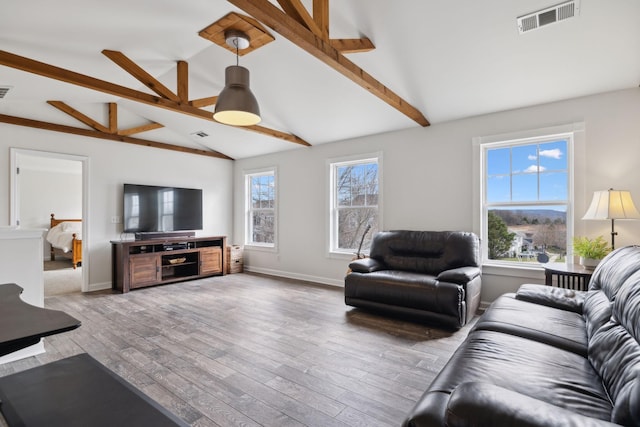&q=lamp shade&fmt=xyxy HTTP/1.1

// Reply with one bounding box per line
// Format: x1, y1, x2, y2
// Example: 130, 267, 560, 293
213, 65, 261, 126
582, 189, 640, 220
